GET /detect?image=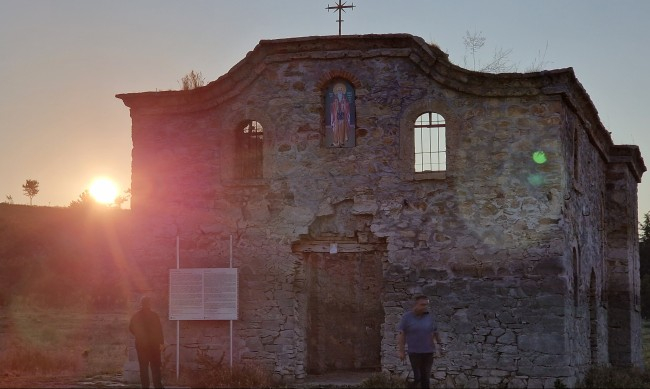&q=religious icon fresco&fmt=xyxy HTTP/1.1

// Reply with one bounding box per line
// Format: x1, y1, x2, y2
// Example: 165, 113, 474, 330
325, 80, 356, 147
